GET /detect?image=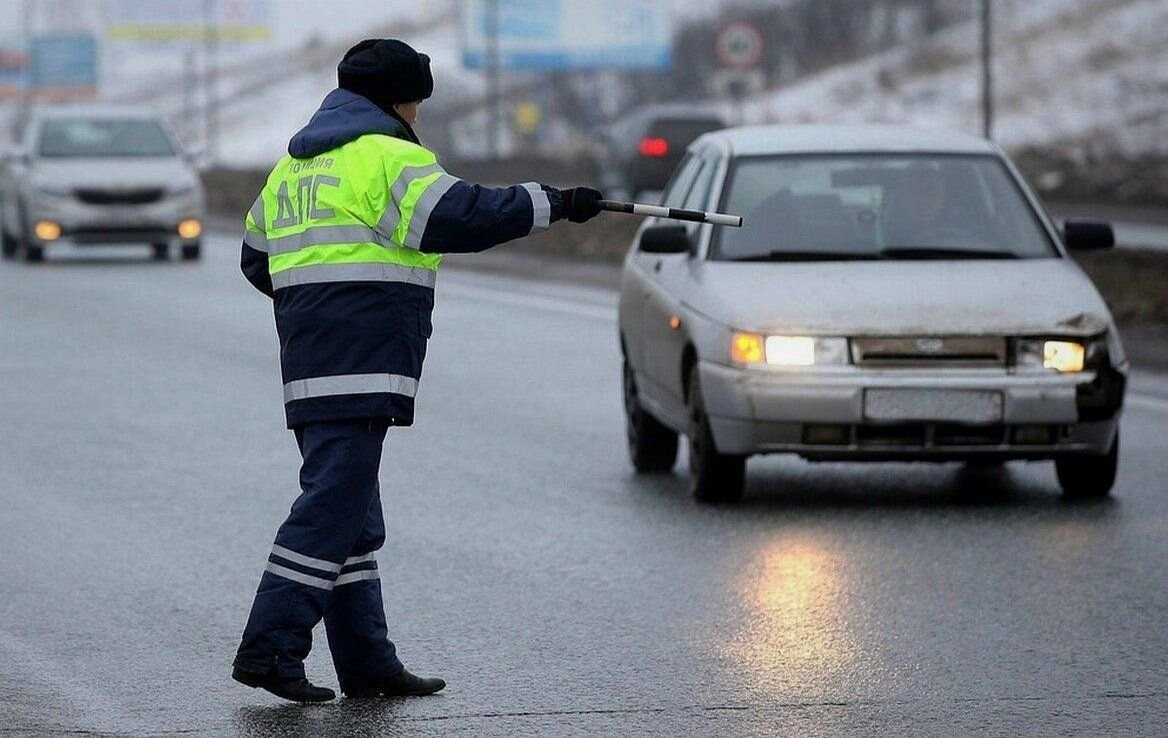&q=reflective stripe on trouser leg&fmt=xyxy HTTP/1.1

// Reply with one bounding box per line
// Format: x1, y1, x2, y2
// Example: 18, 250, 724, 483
325, 483, 402, 686
234, 419, 391, 679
